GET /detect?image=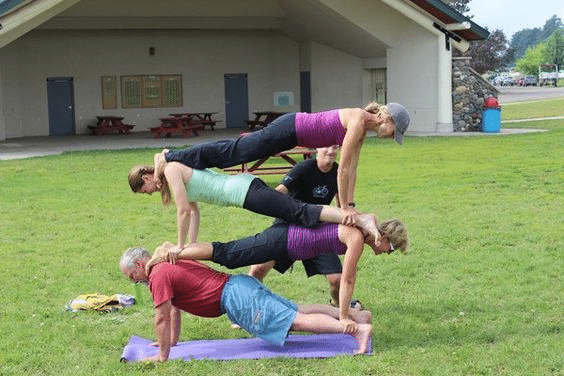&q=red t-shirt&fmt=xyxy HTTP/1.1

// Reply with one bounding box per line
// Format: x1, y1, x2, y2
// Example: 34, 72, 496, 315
149, 260, 230, 317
